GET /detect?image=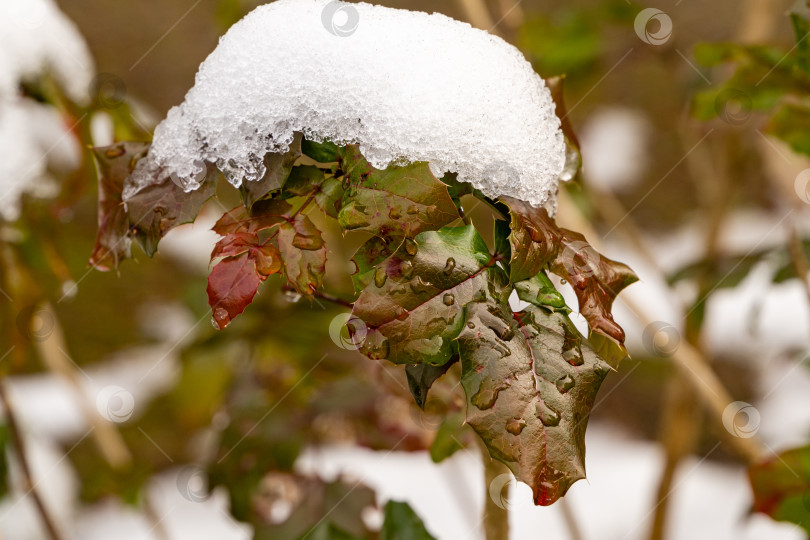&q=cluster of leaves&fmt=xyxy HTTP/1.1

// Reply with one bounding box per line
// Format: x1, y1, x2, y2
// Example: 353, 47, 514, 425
692, 3, 810, 158
92, 110, 637, 508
